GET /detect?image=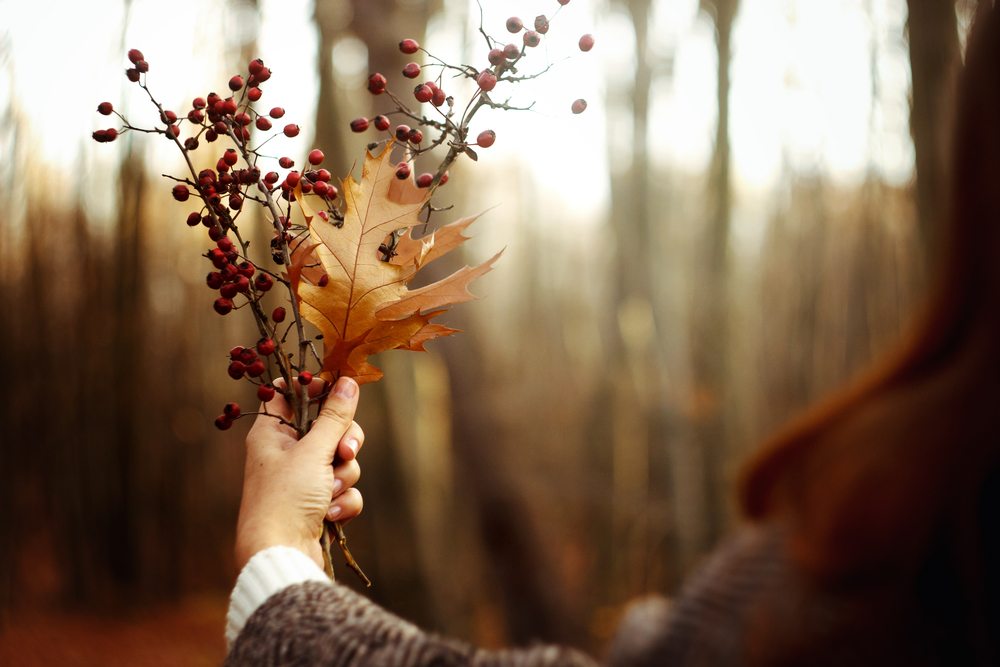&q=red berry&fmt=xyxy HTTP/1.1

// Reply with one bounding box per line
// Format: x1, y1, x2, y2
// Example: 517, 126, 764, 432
126, 68, 141, 82
254, 273, 273, 292
227, 360, 246, 379
394, 124, 411, 141
279, 156, 294, 169
476, 71, 497, 92
235, 112, 252, 126
97, 102, 113, 115
222, 98, 238, 114
395, 162, 411, 180
503, 43, 520, 60
431, 87, 447, 107
248, 87, 262, 101
440, 171, 449, 185
402, 62, 421, 79
297, 371, 313, 385
186, 212, 201, 227
534, 15, 550, 34
229, 346, 245, 360
317, 274, 330, 287
229, 75, 244, 91
309, 149, 325, 165
220, 283, 239, 299
316, 169, 332, 182
350, 117, 369, 133
239, 347, 258, 364
269, 106, 285, 119
217, 236, 234, 252
224, 402, 241, 418
368, 72, 388, 95
367, 72, 387, 94
477, 129, 496, 148
373, 115, 390, 131
249, 58, 265, 76
193, 97, 207, 109
572, 98, 588, 114
255, 116, 272, 131
399, 38, 420, 54
285, 171, 301, 187
283, 124, 300, 137
246, 360, 266, 377
237, 261, 255, 278
578, 34, 595, 52
252, 67, 271, 83
416, 173, 433, 188
413, 84, 433, 103
257, 338, 276, 355
523, 31, 541, 47
408, 128, 423, 144
127, 48, 144, 64
214, 297, 234, 315
257, 384, 276, 402
272, 306, 286, 322
223, 148, 239, 166
184, 137, 200, 150
172, 184, 190, 201
506, 16, 523, 32
488, 48, 504, 66
214, 415, 232, 430
264, 171, 279, 184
